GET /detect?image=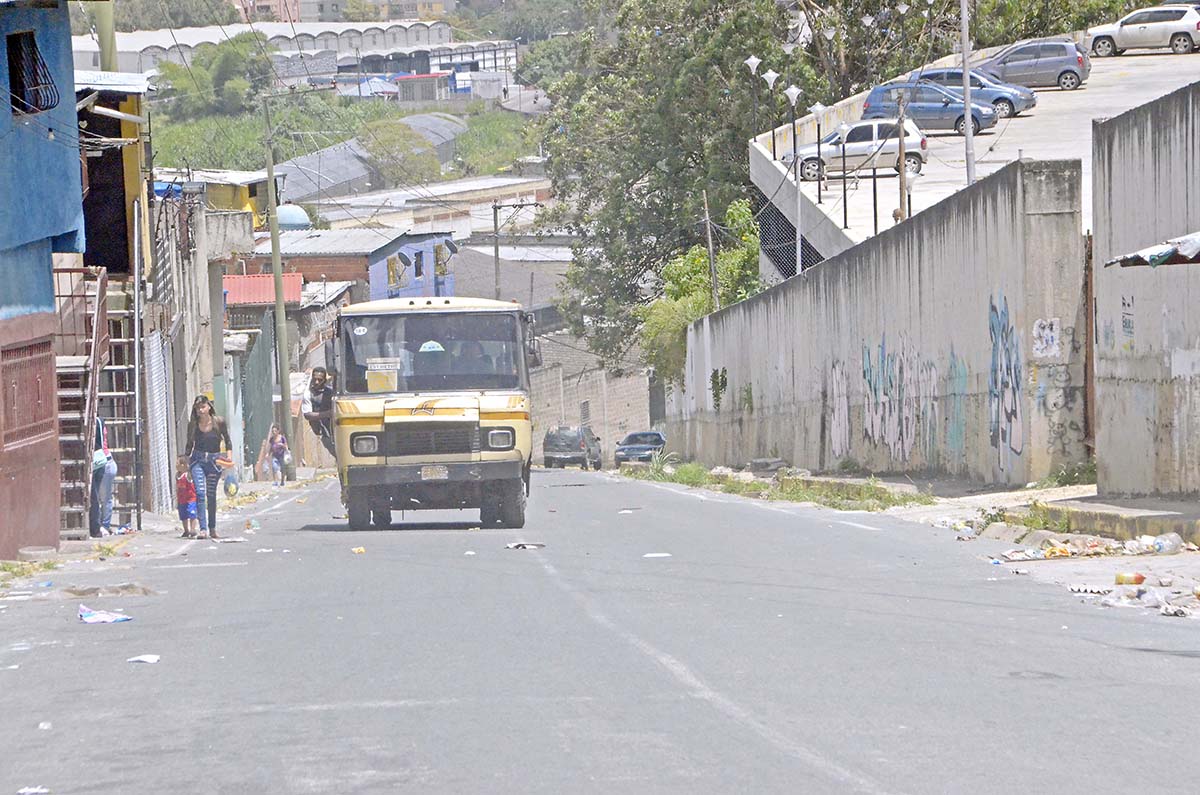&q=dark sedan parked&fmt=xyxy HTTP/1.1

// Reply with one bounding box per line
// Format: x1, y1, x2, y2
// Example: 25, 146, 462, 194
614, 431, 667, 464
